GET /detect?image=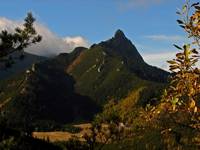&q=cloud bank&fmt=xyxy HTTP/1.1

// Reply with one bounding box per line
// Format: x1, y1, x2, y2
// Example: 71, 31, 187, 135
143, 51, 176, 71
0, 17, 89, 57
144, 35, 185, 42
